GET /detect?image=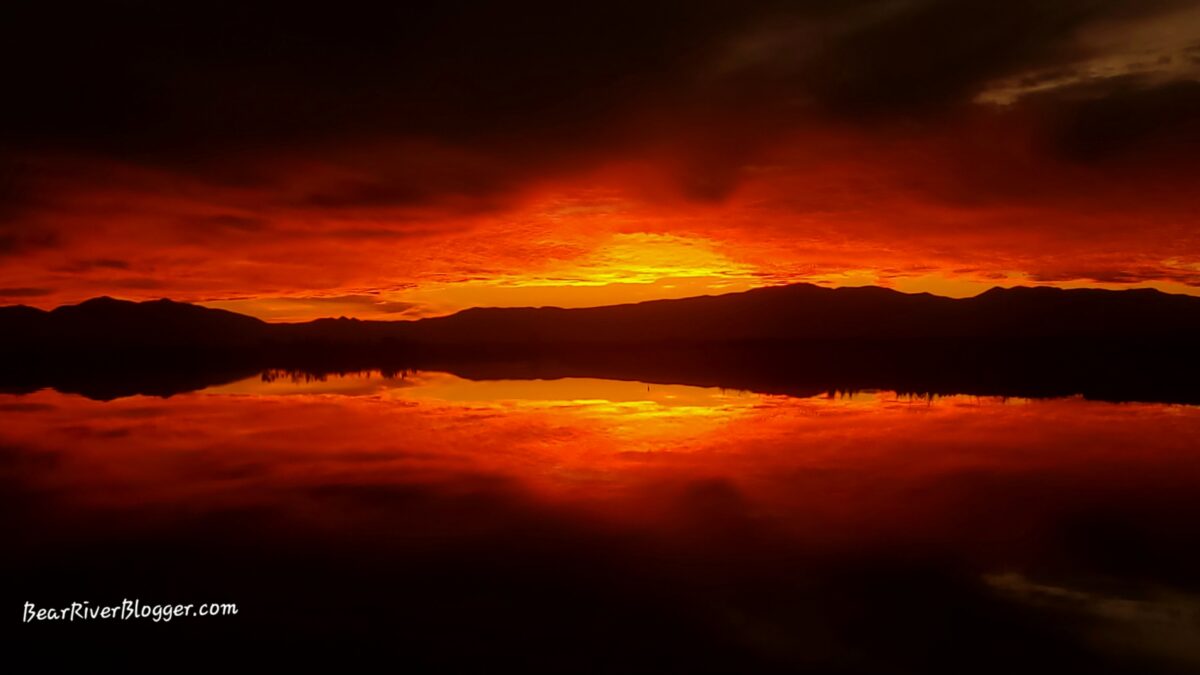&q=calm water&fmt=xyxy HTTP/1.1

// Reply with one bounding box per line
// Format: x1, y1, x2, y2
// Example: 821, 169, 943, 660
5, 371, 1200, 672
